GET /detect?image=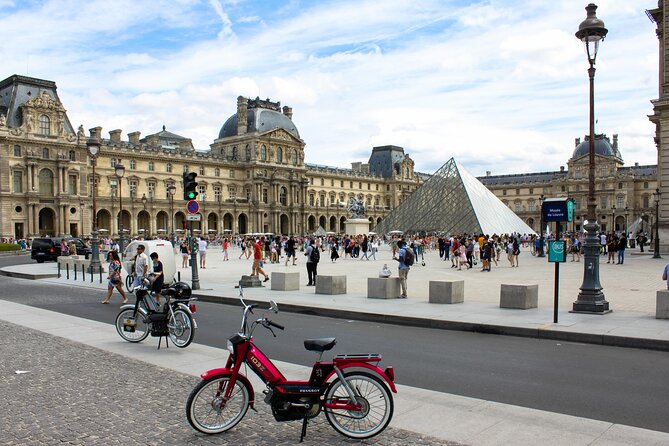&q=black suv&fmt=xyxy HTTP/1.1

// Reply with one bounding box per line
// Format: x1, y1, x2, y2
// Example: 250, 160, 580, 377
31, 237, 92, 263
